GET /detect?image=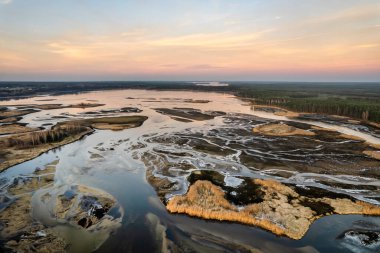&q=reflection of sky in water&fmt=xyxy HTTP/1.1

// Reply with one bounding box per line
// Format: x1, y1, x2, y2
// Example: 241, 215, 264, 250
0, 89, 379, 253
